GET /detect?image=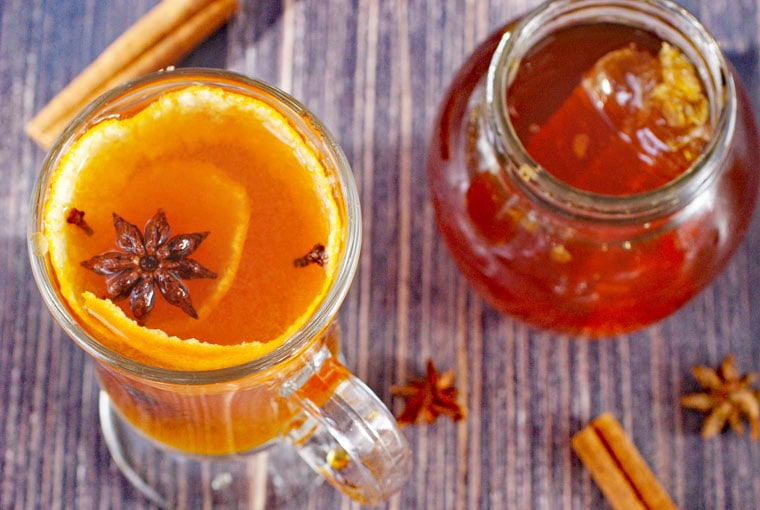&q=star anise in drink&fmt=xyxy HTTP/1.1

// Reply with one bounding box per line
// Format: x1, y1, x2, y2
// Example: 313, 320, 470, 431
391, 359, 466, 426
81, 209, 217, 321
680, 354, 760, 441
